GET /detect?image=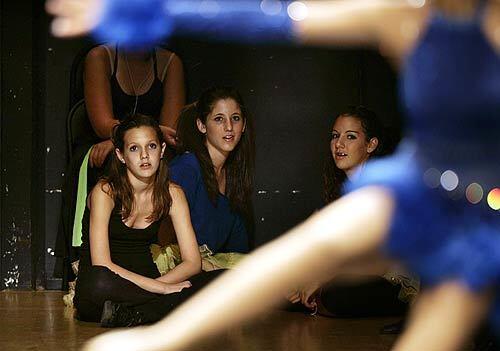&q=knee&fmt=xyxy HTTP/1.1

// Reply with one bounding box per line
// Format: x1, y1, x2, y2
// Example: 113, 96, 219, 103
82, 265, 116, 301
